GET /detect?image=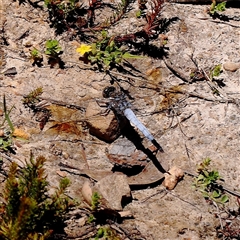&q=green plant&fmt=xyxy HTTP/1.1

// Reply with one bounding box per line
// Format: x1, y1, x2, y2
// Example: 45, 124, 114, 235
101, 0, 130, 28
30, 48, 42, 60
209, 1, 226, 15
87, 214, 96, 223
77, 30, 143, 68
210, 64, 222, 80
0, 95, 14, 152
91, 226, 121, 240
22, 87, 43, 109
45, 39, 62, 58
30, 48, 43, 65
135, 9, 142, 18
0, 153, 72, 240
44, 0, 88, 34
91, 192, 101, 211
193, 158, 229, 204
44, 0, 77, 13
